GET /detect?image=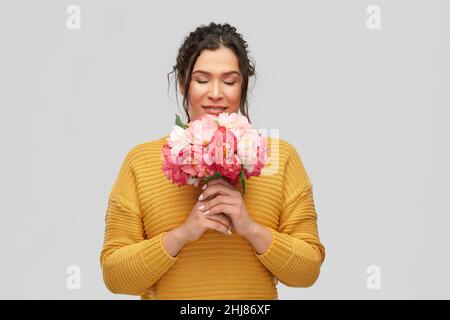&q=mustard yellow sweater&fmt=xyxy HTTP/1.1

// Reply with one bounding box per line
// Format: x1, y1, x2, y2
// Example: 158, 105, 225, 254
100, 135, 325, 300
